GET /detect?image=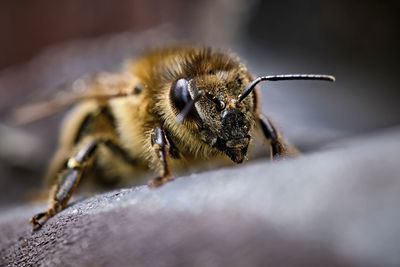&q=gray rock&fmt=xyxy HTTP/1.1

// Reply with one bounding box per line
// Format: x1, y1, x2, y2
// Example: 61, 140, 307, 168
1, 127, 400, 266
